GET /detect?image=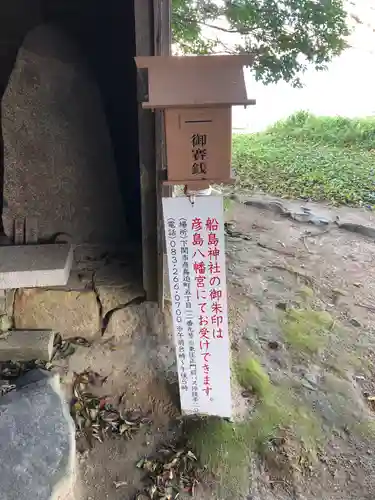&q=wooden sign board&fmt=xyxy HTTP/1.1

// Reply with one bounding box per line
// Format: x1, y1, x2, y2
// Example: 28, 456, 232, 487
164, 107, 232, 185
162, 195, 231, 418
